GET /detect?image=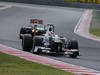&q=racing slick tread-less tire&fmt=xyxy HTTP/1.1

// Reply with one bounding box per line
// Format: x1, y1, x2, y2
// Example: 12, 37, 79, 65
67, 39, 79, 49
20, 27, 33, 39
69, 52, 79, 58
20, 27, 26, 34
22, 34, 33, 52
20, 27, 26, 39
68, 39, 79, 58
